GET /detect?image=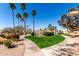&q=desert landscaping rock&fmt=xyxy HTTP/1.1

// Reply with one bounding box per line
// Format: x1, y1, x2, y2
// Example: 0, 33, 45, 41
41, 36, 79, 56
